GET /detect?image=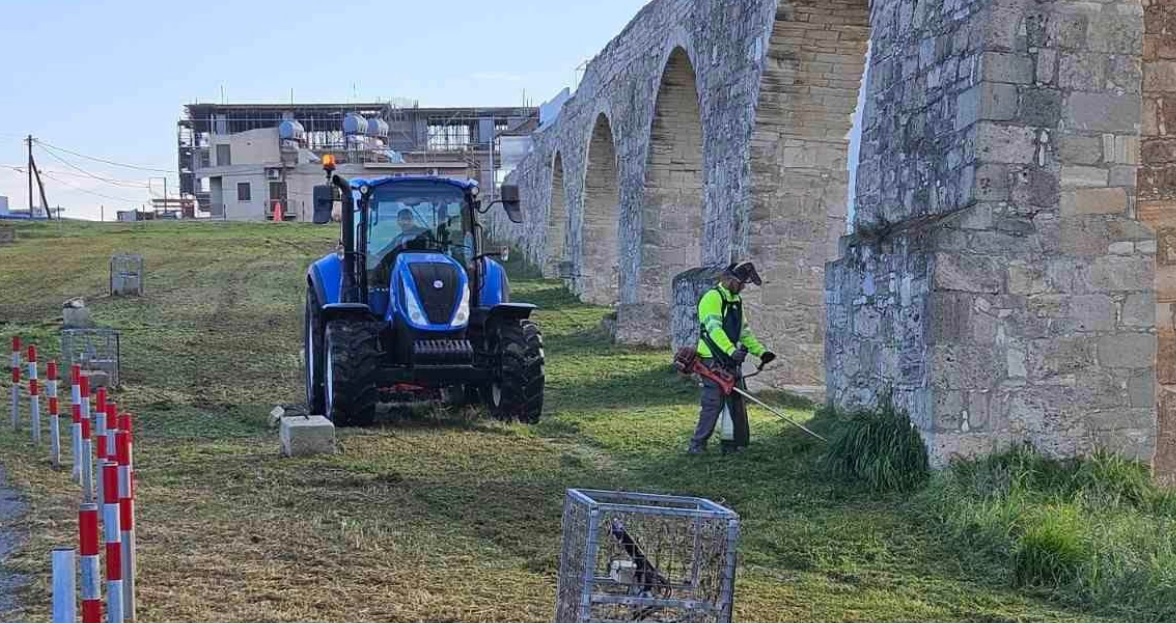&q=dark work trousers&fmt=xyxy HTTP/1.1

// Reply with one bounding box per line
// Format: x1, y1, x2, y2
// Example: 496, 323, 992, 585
690, 360, 750, 451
